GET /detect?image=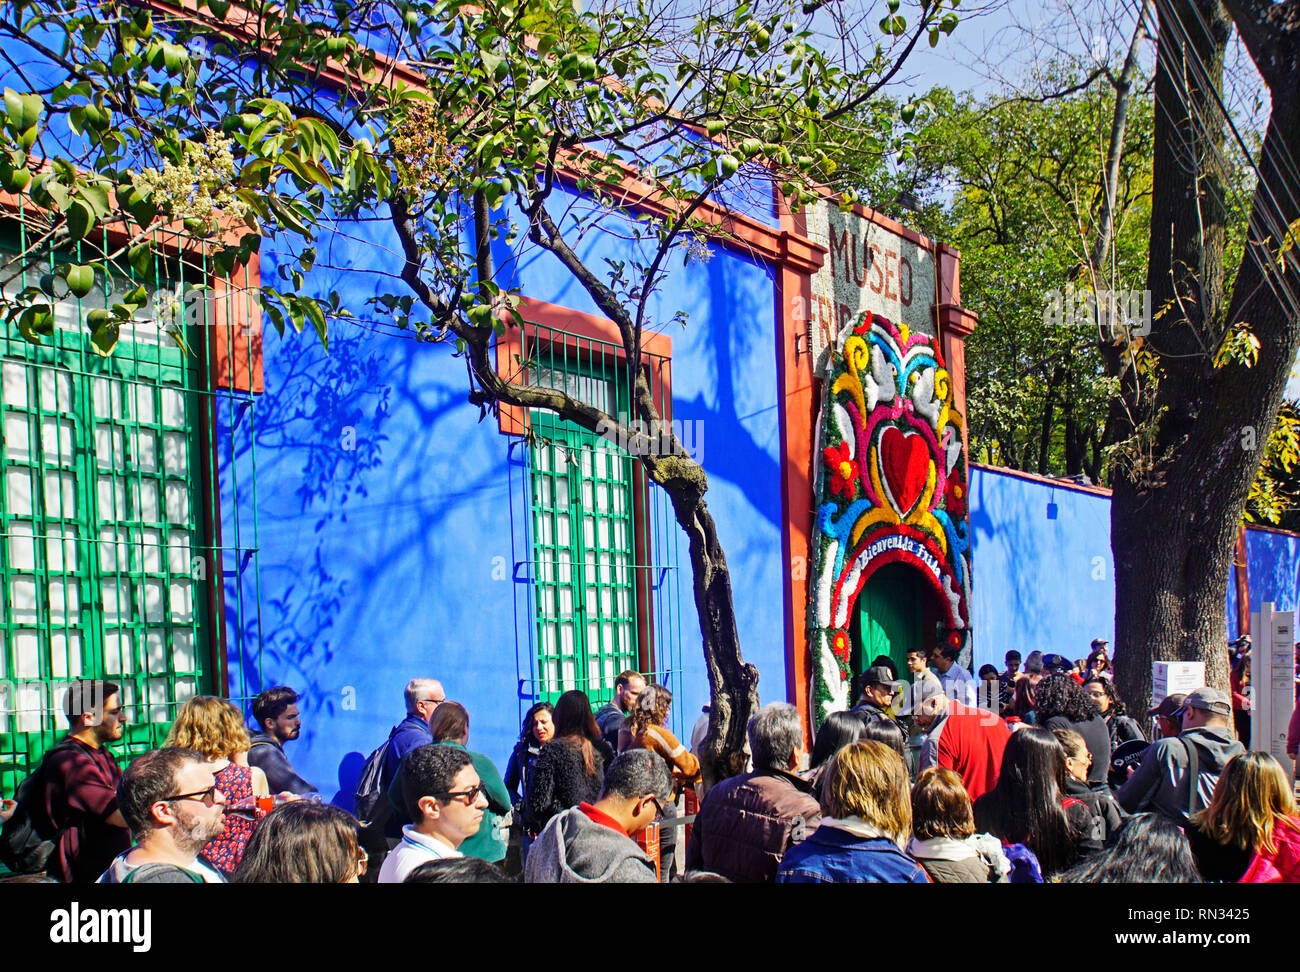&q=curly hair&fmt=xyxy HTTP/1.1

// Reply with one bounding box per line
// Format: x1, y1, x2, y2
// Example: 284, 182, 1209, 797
1034, 674, 1100, 724
630, 684, 673, 736
1083, 677, 1128, 718
165, 696, 252, 760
